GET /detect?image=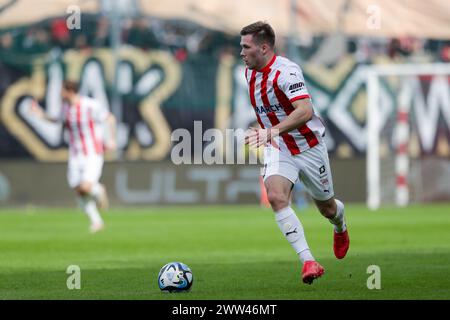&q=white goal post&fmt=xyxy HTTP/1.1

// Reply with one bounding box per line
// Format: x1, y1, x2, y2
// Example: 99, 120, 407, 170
366, 63, 450, 210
